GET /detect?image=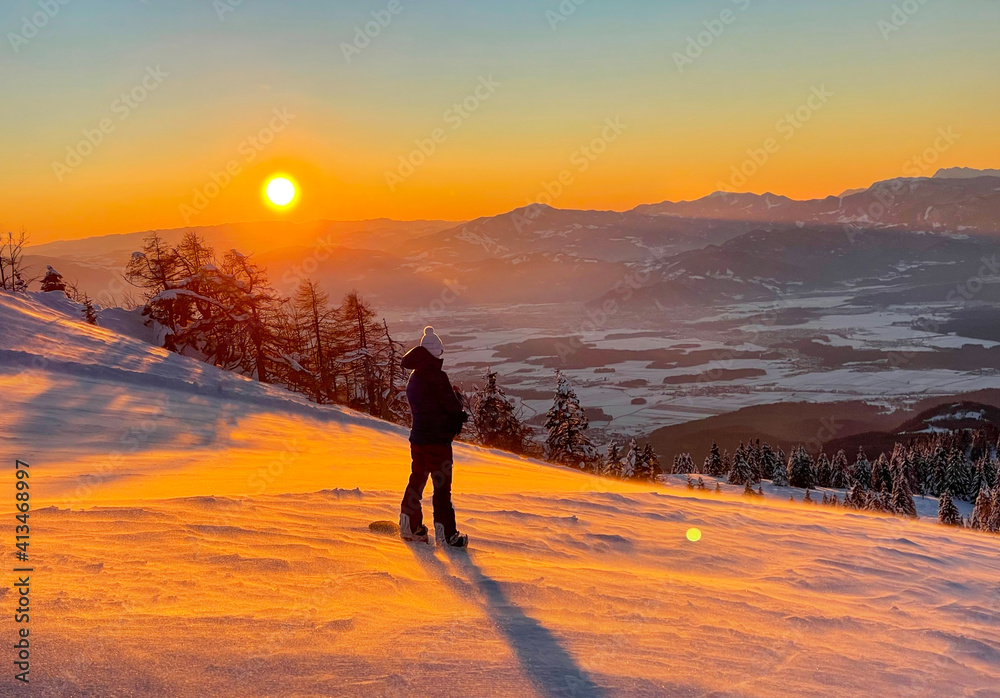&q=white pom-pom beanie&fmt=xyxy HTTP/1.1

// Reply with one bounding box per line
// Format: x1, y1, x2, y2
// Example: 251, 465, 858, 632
420, 326, 444, 358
